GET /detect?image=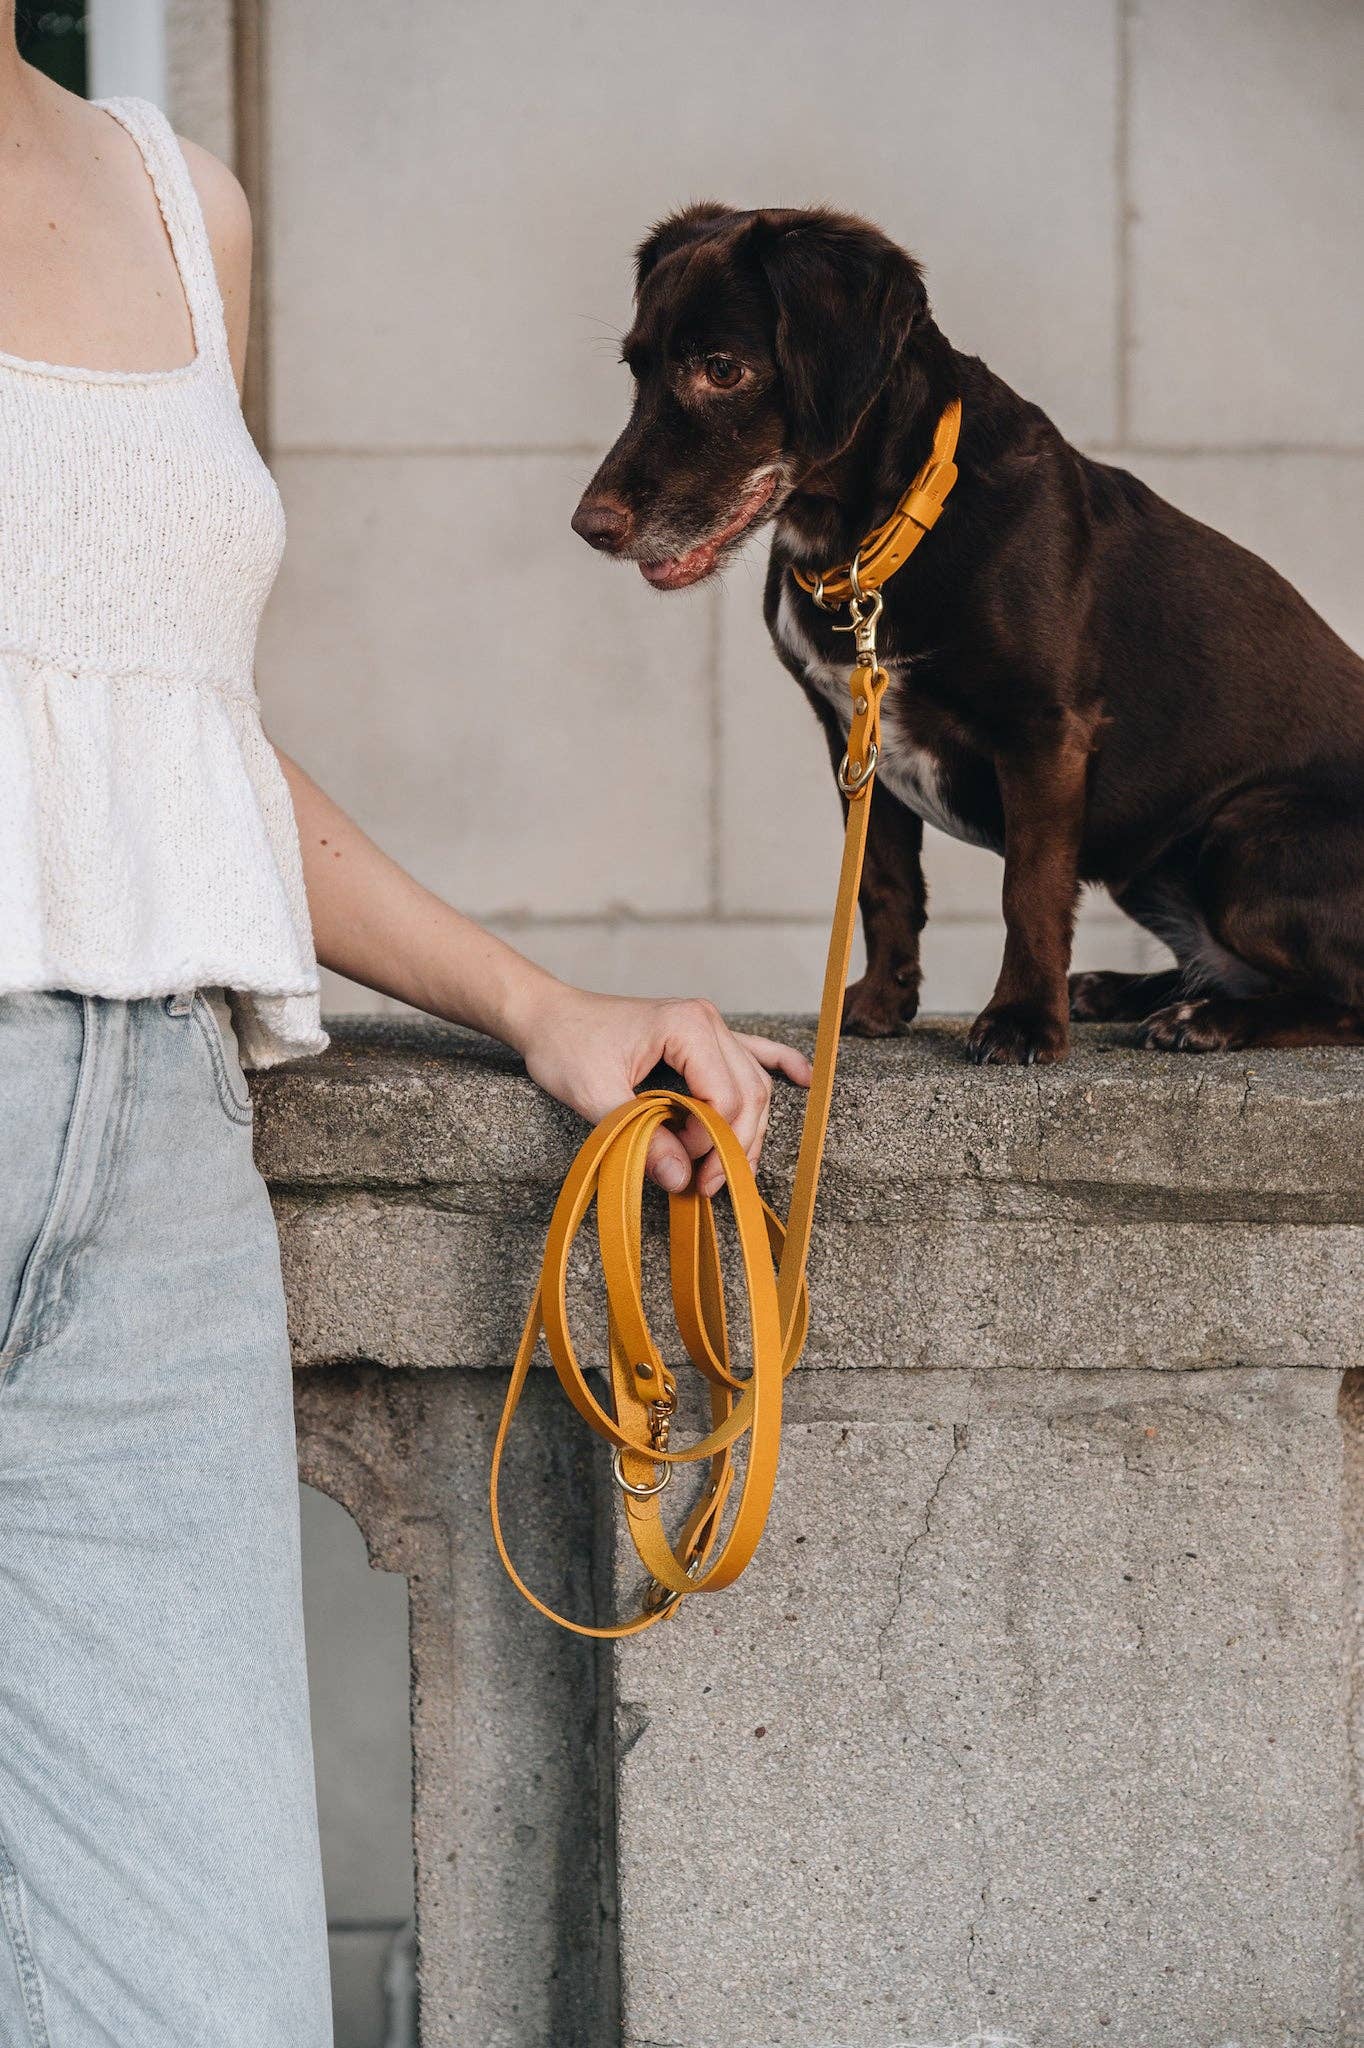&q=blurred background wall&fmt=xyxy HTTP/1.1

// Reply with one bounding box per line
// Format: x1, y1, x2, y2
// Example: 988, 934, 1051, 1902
65, 2, 1364, 2043
250, 0, 1364, 1024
